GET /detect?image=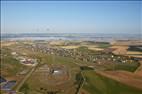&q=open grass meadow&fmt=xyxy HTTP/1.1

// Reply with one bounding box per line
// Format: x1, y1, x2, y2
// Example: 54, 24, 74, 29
1, 48, 26, 77
82, 71, 142, 94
